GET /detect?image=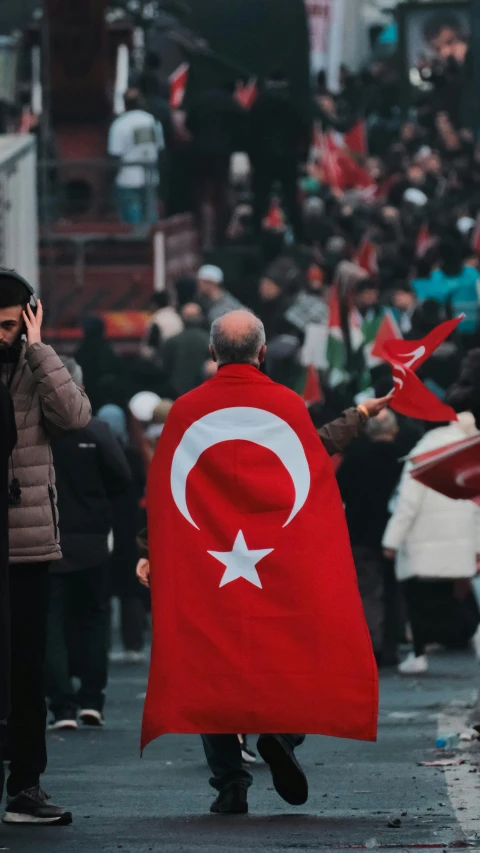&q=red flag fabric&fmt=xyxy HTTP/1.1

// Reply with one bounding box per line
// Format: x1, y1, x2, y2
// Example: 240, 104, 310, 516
355, 236, 378, 275
235, 79, 258, 109
379, 316, 463, 371
302, 364, 323, 406
472, 221, 480, 254
411, 434, 480, 503
390, 363, 458, 422
169, 63, 189, 109
344, 121, 368, 157
416, 223, 434, 258
142, 365, 378, 749
371, 311, 402, 359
